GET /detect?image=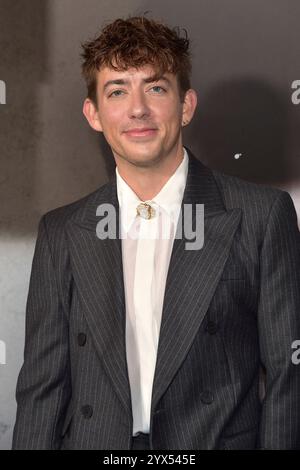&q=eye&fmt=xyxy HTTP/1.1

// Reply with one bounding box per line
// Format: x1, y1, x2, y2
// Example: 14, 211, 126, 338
150, 86, 166, 93
108, 89, 124, 97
